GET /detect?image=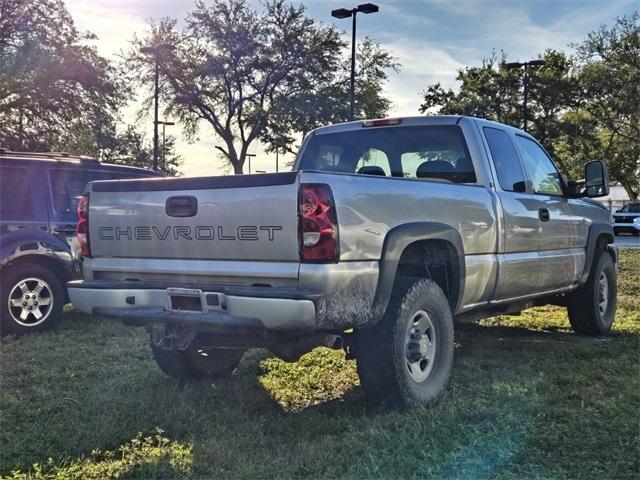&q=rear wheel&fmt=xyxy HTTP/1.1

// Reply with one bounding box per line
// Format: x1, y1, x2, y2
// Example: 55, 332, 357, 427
567, 250, 616, 335
355, 278, 454, 408
1, 263, 64, 336
150, 337, 245, 380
